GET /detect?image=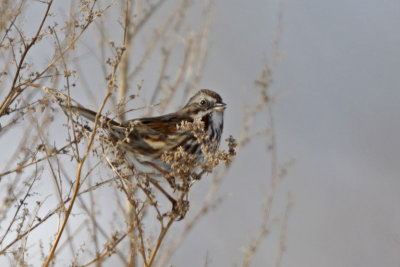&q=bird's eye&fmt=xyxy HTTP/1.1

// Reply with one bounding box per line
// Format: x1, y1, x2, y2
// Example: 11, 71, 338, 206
200, 99, 207, 106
